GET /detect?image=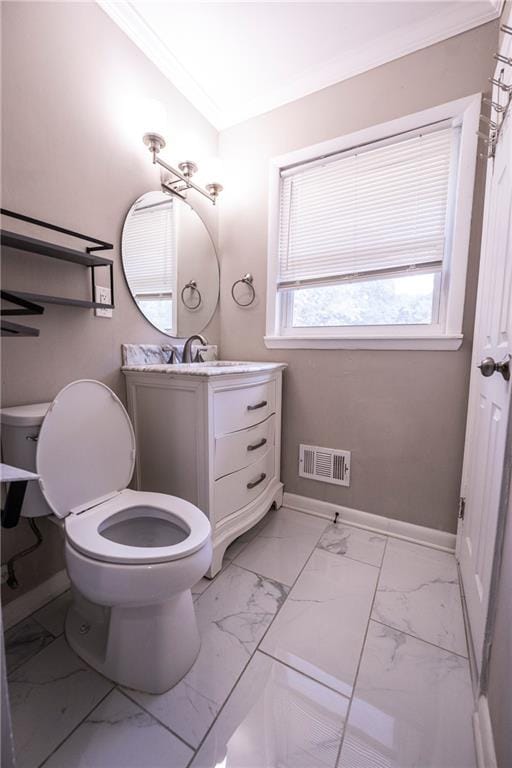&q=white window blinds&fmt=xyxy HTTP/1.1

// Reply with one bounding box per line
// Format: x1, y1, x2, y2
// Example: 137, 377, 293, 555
123, 199, 176, 296
277, 125, 457, 290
